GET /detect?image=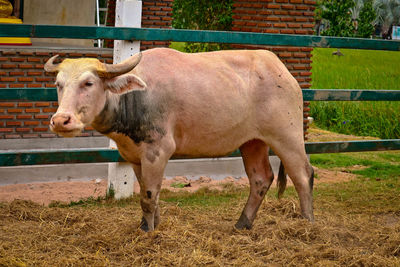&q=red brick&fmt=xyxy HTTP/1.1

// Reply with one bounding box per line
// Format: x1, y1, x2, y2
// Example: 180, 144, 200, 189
35, 115, 49, 119
9, 71, 24, 76
0, 77, 15, 82
5, 134, 21, 139
27, 57, 41, 62
40, 133, 56, 138
6, 121, 21, 126
36, 77, 53, 82
287, 47, 301, 52
35, 102, 50, 107
281, 17, 295, 22
302, 23, 314, 28
0, 128, 13, 132
278, 52, 292, 58
246, 22, 257, 26
286, 59, 300, 63
41, 121, 50, 126
27, 84, 42, 88
296, 5, 310, 10
259, 10, 272, 15
303, 11, 315, 16
35, 52, 50, 56
27, 71, 43, 76
293, 65, 307, 70
280, 29, 295, 34
9, 84, 25, 88
10, 58, 25, 62
289, 11, 303, 16
33, 127, 48, 132
282, 5, 295, 9
19, 64, 34, 69
43, 108, 57, 113
35, 64, 44, 69
0, 57, 7, 61
295, 29, 308, 34
267, 4, 280, 8
258, 22, 272, 27
16, 128, 31, 132
265, 29, 279, 33
2, 51, 16, 55
266, 17, 280, 21
2, 64, 17, 69
295, 17, 308, 22
8, 108, 23, 113
18, 103, 33, 107
24, 121, 40, 126
19, 52, 34, 56
18, 77, 34, 82
25, 108, 40, 113
290, 0, 303, 3
300, 72, 312, 76
22, 134, 39, 138
274, 23, 287, 28
274, 10, 289, 15
0, 103, 12, 108
17, 115, 32, 119
0, 115, 14, 119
